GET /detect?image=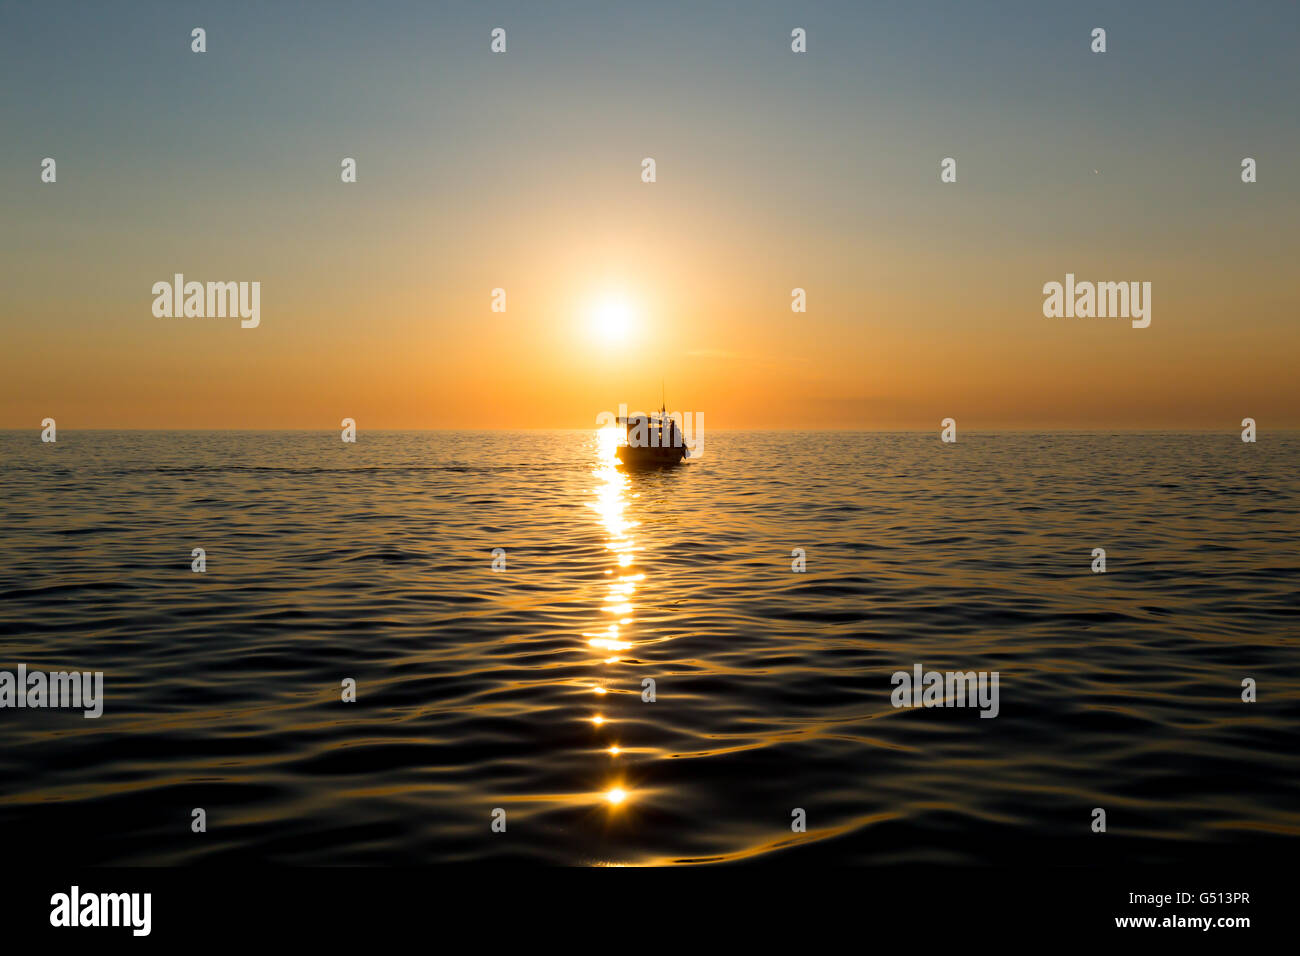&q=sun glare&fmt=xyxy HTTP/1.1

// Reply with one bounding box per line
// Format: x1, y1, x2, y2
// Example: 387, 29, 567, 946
590, 298, 635, 344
